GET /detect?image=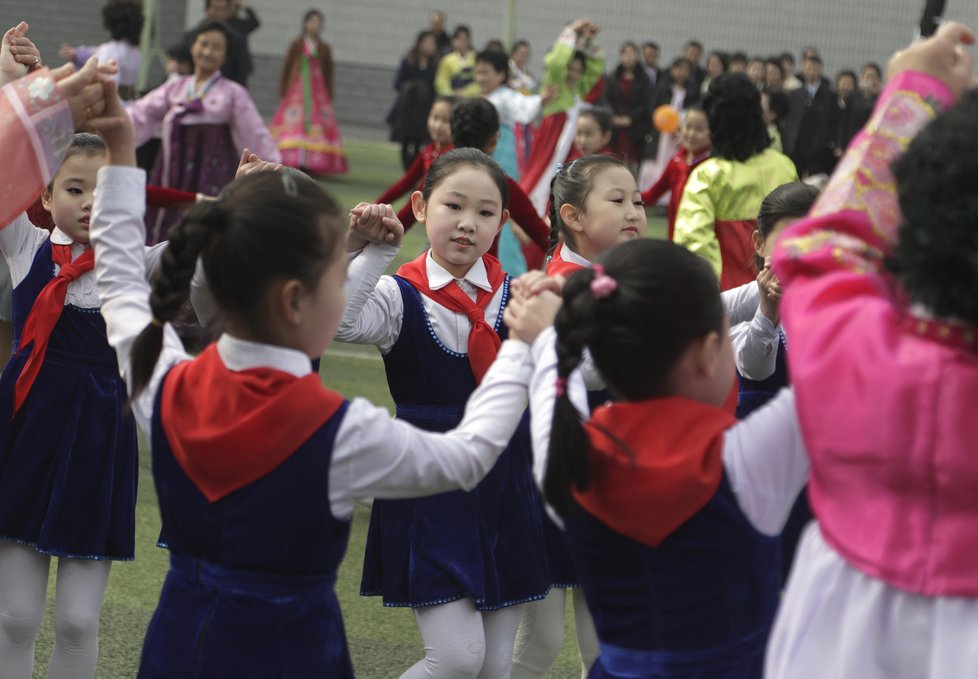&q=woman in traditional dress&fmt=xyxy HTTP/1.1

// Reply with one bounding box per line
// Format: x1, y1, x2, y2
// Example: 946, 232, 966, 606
271, 9, 347, 176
